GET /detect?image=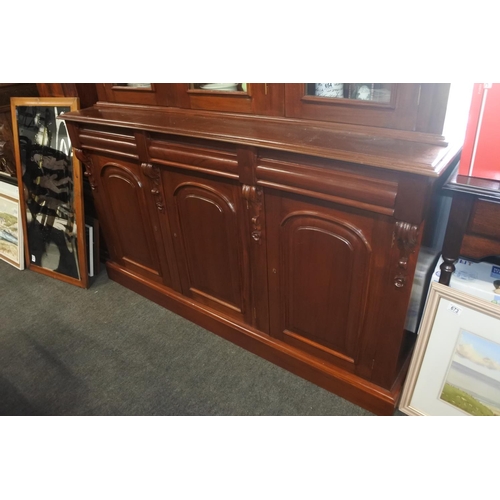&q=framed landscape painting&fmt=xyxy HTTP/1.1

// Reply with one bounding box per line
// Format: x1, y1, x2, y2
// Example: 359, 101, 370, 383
0, 181, 24, 269
400, 282, 500, 416
10, 97, 88, 288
